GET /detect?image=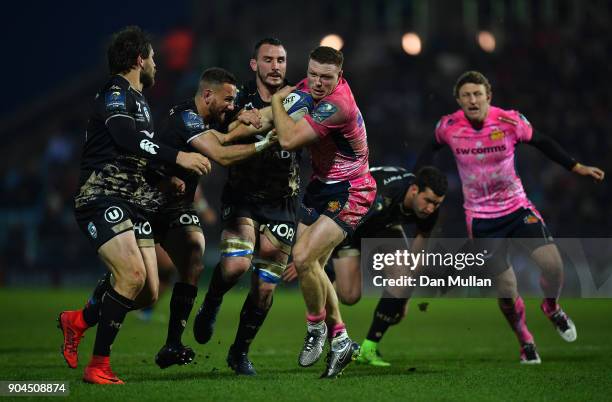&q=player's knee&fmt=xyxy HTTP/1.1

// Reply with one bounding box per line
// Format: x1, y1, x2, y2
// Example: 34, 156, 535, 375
220, 237, 254, 279
338, 286, 361, 305
535, 252, 563, 274
116, 264, 146, 294
339, 292, 361, 306
188, 236, 205, 258
221, 258, 251, 281
292, 248, 315, 273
